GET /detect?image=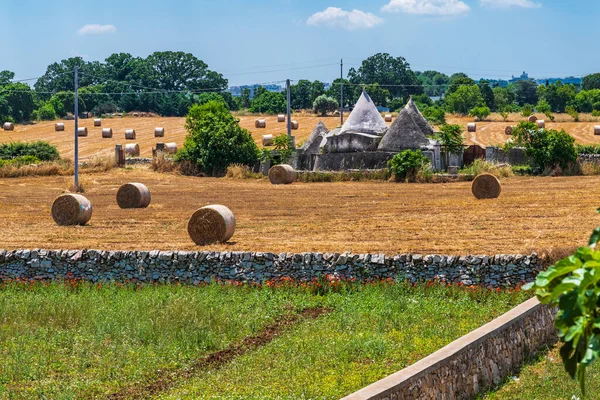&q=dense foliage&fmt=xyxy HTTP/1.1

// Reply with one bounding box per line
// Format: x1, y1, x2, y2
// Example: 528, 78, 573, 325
434, 124, 466, 155
388, 150, 430, 182
313, 95, 339, 116
249, 91, 286, 114
524, 219, 600, 395
0, 141, 59, 161
176, 101, 258, 176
